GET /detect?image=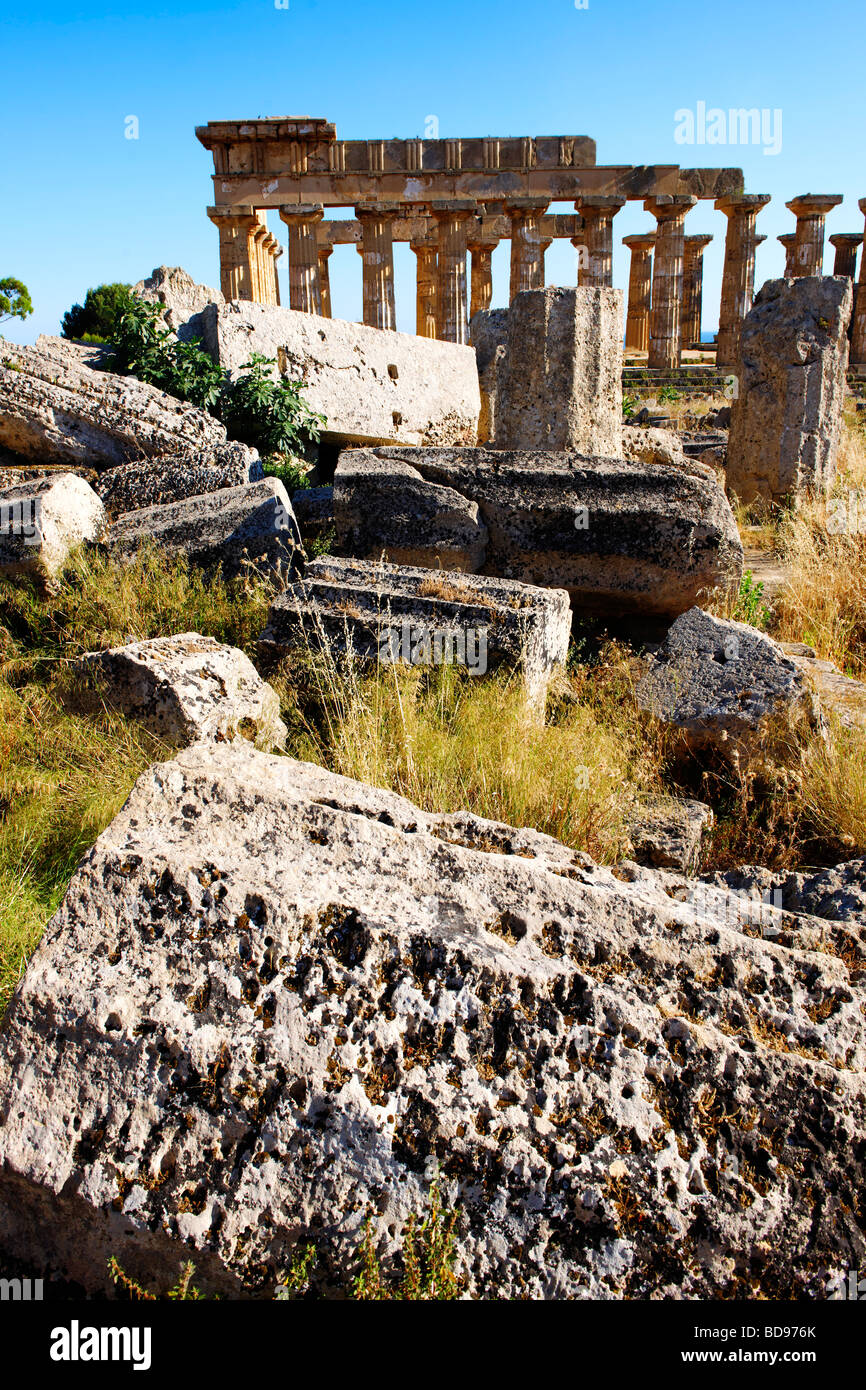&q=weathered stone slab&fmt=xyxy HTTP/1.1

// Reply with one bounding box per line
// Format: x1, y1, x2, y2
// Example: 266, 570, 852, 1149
79, 633, 286, 751
108, 477, 301, 577
334, 450, 488, 572
727, 277, 853, 502
200, 301, 480, 448
0, 741, 863, 1298
637, 606, 821, 762
621, 425, 687, 469
0, 473, 105, 581
335, 447, 743, 619
259, 556, 571, 706
95, 443, 263, 518
133, 266, 224, 342
0, 340, 227, 469
784, 646, 866, 730
469, 307, 509, 446
625, 795, 713, 874
291, 485, 334, 545
495, 287, 623, 454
